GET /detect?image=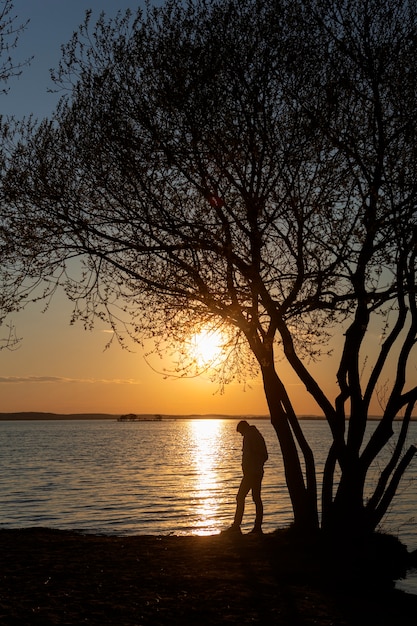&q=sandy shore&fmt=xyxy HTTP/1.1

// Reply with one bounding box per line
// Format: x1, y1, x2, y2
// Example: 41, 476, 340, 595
1, 528, 417, 625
